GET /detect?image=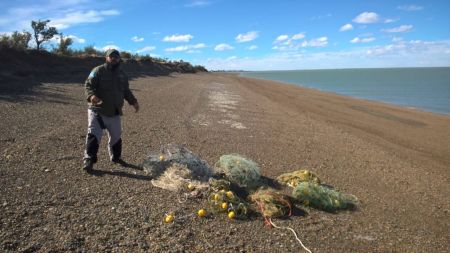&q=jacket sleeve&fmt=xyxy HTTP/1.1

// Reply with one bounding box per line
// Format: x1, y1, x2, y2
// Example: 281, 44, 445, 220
123, 75, 138, 105
85, 68, 99, 102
